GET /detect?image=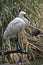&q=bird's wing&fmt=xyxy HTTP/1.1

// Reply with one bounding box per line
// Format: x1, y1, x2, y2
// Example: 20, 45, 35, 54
4, 18, 25, 37
9, 18, 25, 34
